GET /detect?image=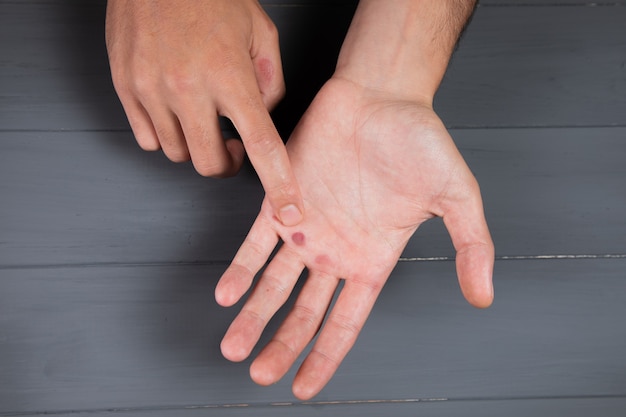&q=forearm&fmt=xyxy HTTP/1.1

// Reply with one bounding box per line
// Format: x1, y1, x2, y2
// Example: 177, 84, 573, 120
335, 0, 477, 104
